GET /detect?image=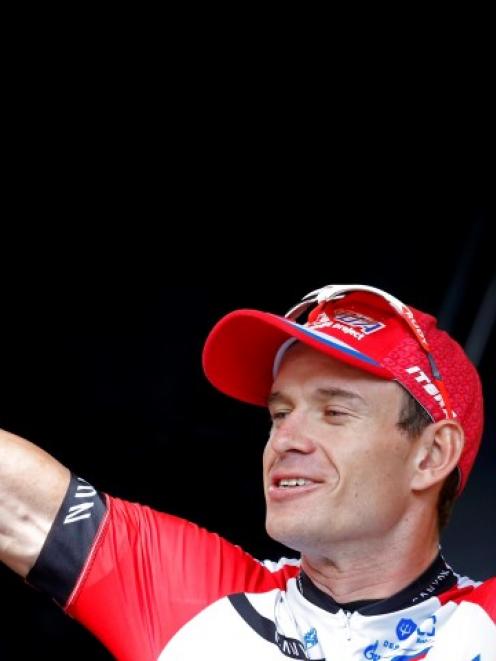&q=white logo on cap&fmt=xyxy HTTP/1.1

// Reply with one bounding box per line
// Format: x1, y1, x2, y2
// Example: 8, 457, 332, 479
308, 311, 333, 328
405, 365, 456, 419
307, 309, 385, 342
334, 310, 385, 335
